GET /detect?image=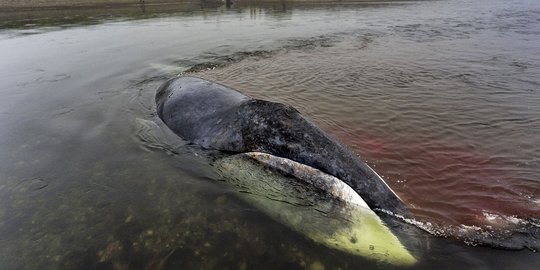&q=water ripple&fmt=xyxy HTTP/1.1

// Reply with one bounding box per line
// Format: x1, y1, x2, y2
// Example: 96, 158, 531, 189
192, 3, 540, 249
